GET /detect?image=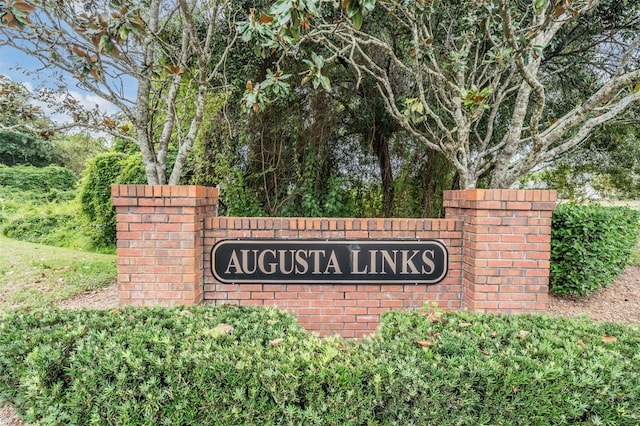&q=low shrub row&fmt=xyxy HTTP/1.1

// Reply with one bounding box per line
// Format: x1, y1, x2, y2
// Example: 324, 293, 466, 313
0, 199, 104, 251
551, 204, 640, 297
1, 306, 639, 425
